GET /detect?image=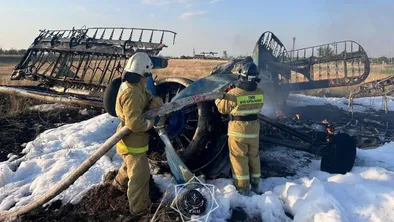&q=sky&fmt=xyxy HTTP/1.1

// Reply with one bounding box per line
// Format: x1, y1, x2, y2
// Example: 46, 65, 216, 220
0, 0, 393, 57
